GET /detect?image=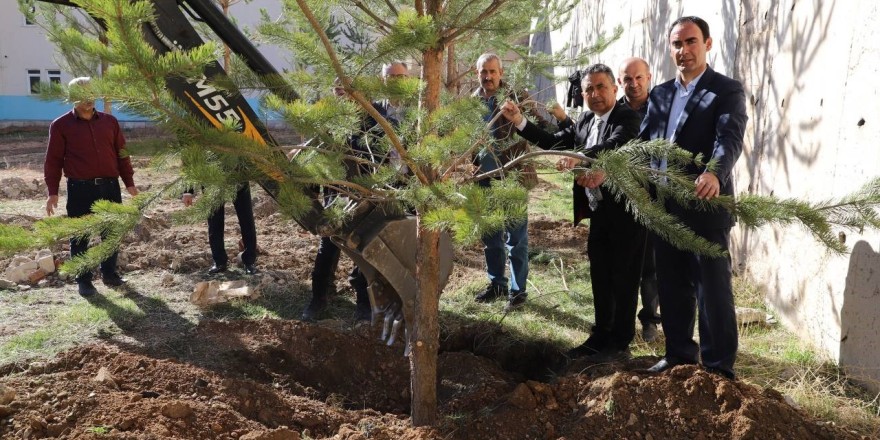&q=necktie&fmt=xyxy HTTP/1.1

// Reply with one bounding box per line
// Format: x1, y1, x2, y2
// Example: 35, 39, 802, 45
585, 118, 603, 210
